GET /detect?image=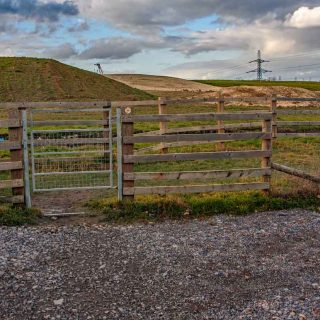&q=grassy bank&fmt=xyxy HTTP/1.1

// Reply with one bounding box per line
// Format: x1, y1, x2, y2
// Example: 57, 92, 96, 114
196, 80, 320, 91
89, 191, 320, 223
0, 57, 154, 102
